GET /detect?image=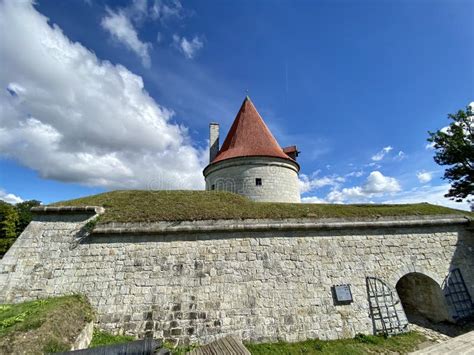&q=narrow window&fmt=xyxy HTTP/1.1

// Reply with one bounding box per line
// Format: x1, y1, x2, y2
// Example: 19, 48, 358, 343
211, 184, 215, 190
256, 178, 262, 186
